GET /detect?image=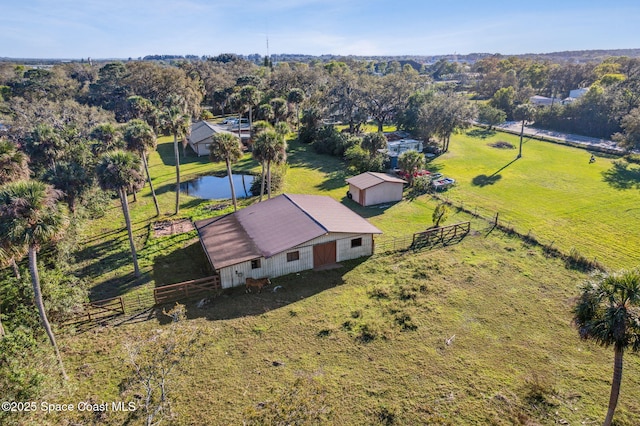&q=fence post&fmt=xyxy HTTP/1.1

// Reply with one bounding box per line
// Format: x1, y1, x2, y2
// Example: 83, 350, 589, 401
120, 296, 125, 314
494, 212, 499, 226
